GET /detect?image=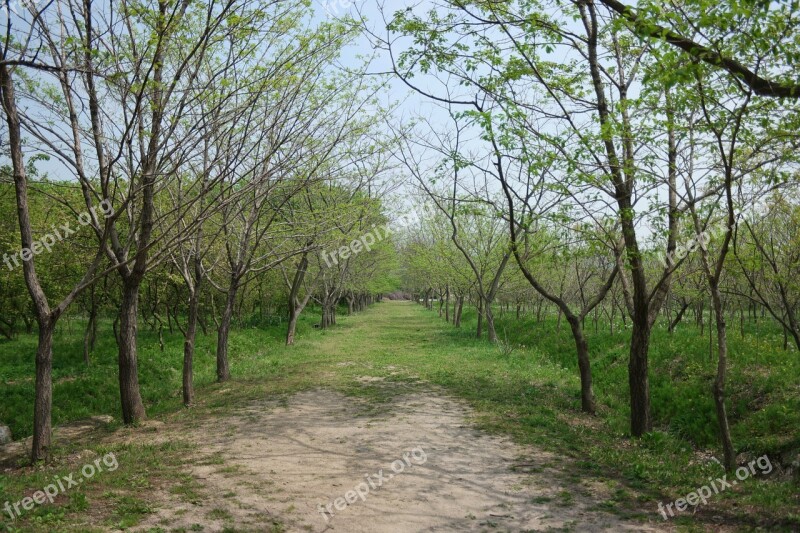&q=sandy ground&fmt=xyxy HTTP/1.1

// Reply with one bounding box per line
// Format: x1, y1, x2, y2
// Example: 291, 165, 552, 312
132, 381, 671, 533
